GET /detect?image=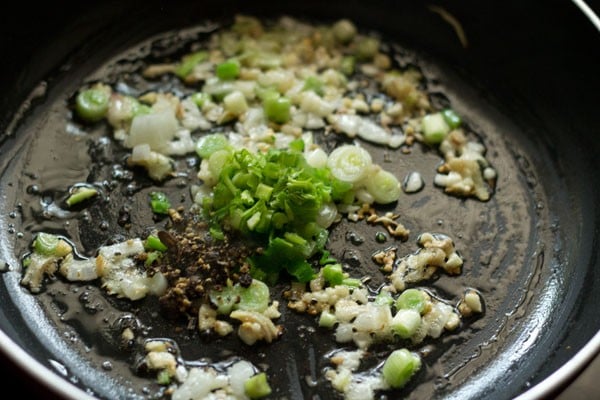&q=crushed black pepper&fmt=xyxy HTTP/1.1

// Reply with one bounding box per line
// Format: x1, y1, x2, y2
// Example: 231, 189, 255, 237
145, 210, 256, 321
